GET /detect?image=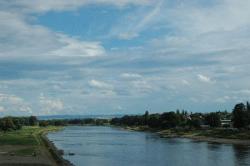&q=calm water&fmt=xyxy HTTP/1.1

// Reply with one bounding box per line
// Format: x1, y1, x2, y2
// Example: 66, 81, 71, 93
47, 126, 250, 166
